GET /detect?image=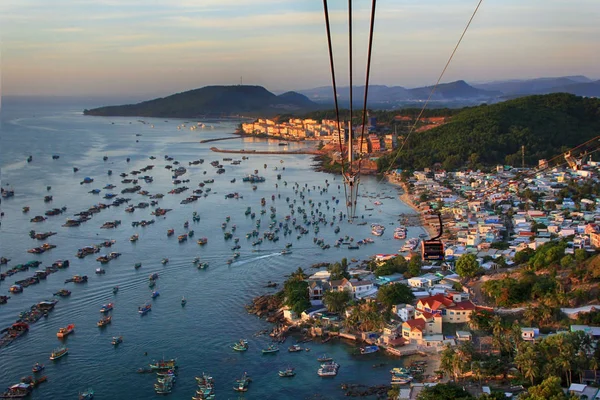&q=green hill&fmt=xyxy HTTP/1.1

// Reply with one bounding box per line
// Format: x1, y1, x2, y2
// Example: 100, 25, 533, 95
379, 93, 600, 171
83, 85, 319, 118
